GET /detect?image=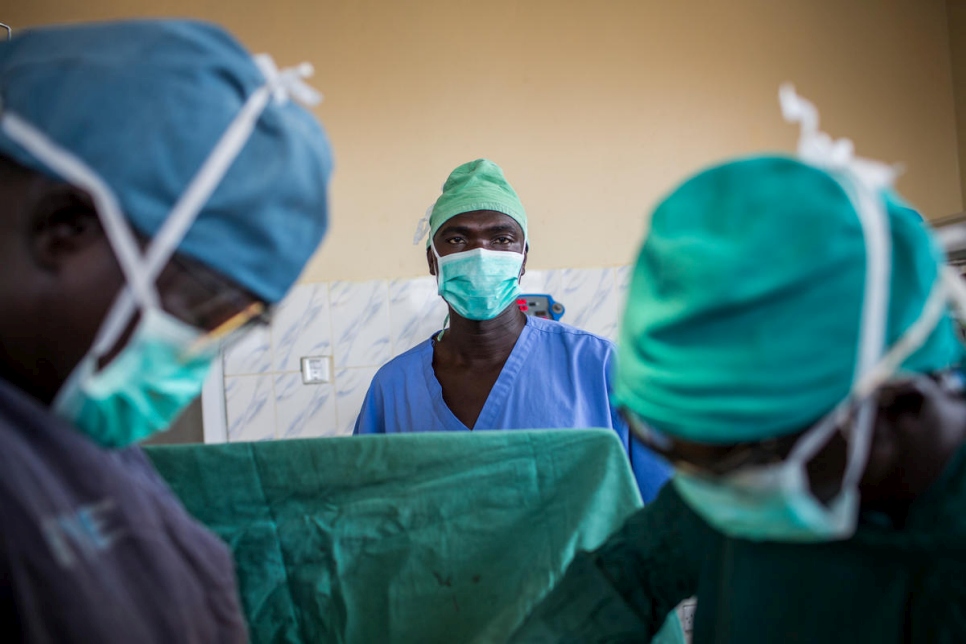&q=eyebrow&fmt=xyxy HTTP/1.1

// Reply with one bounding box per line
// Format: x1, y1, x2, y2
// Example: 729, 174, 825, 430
438, 223, 521, 236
